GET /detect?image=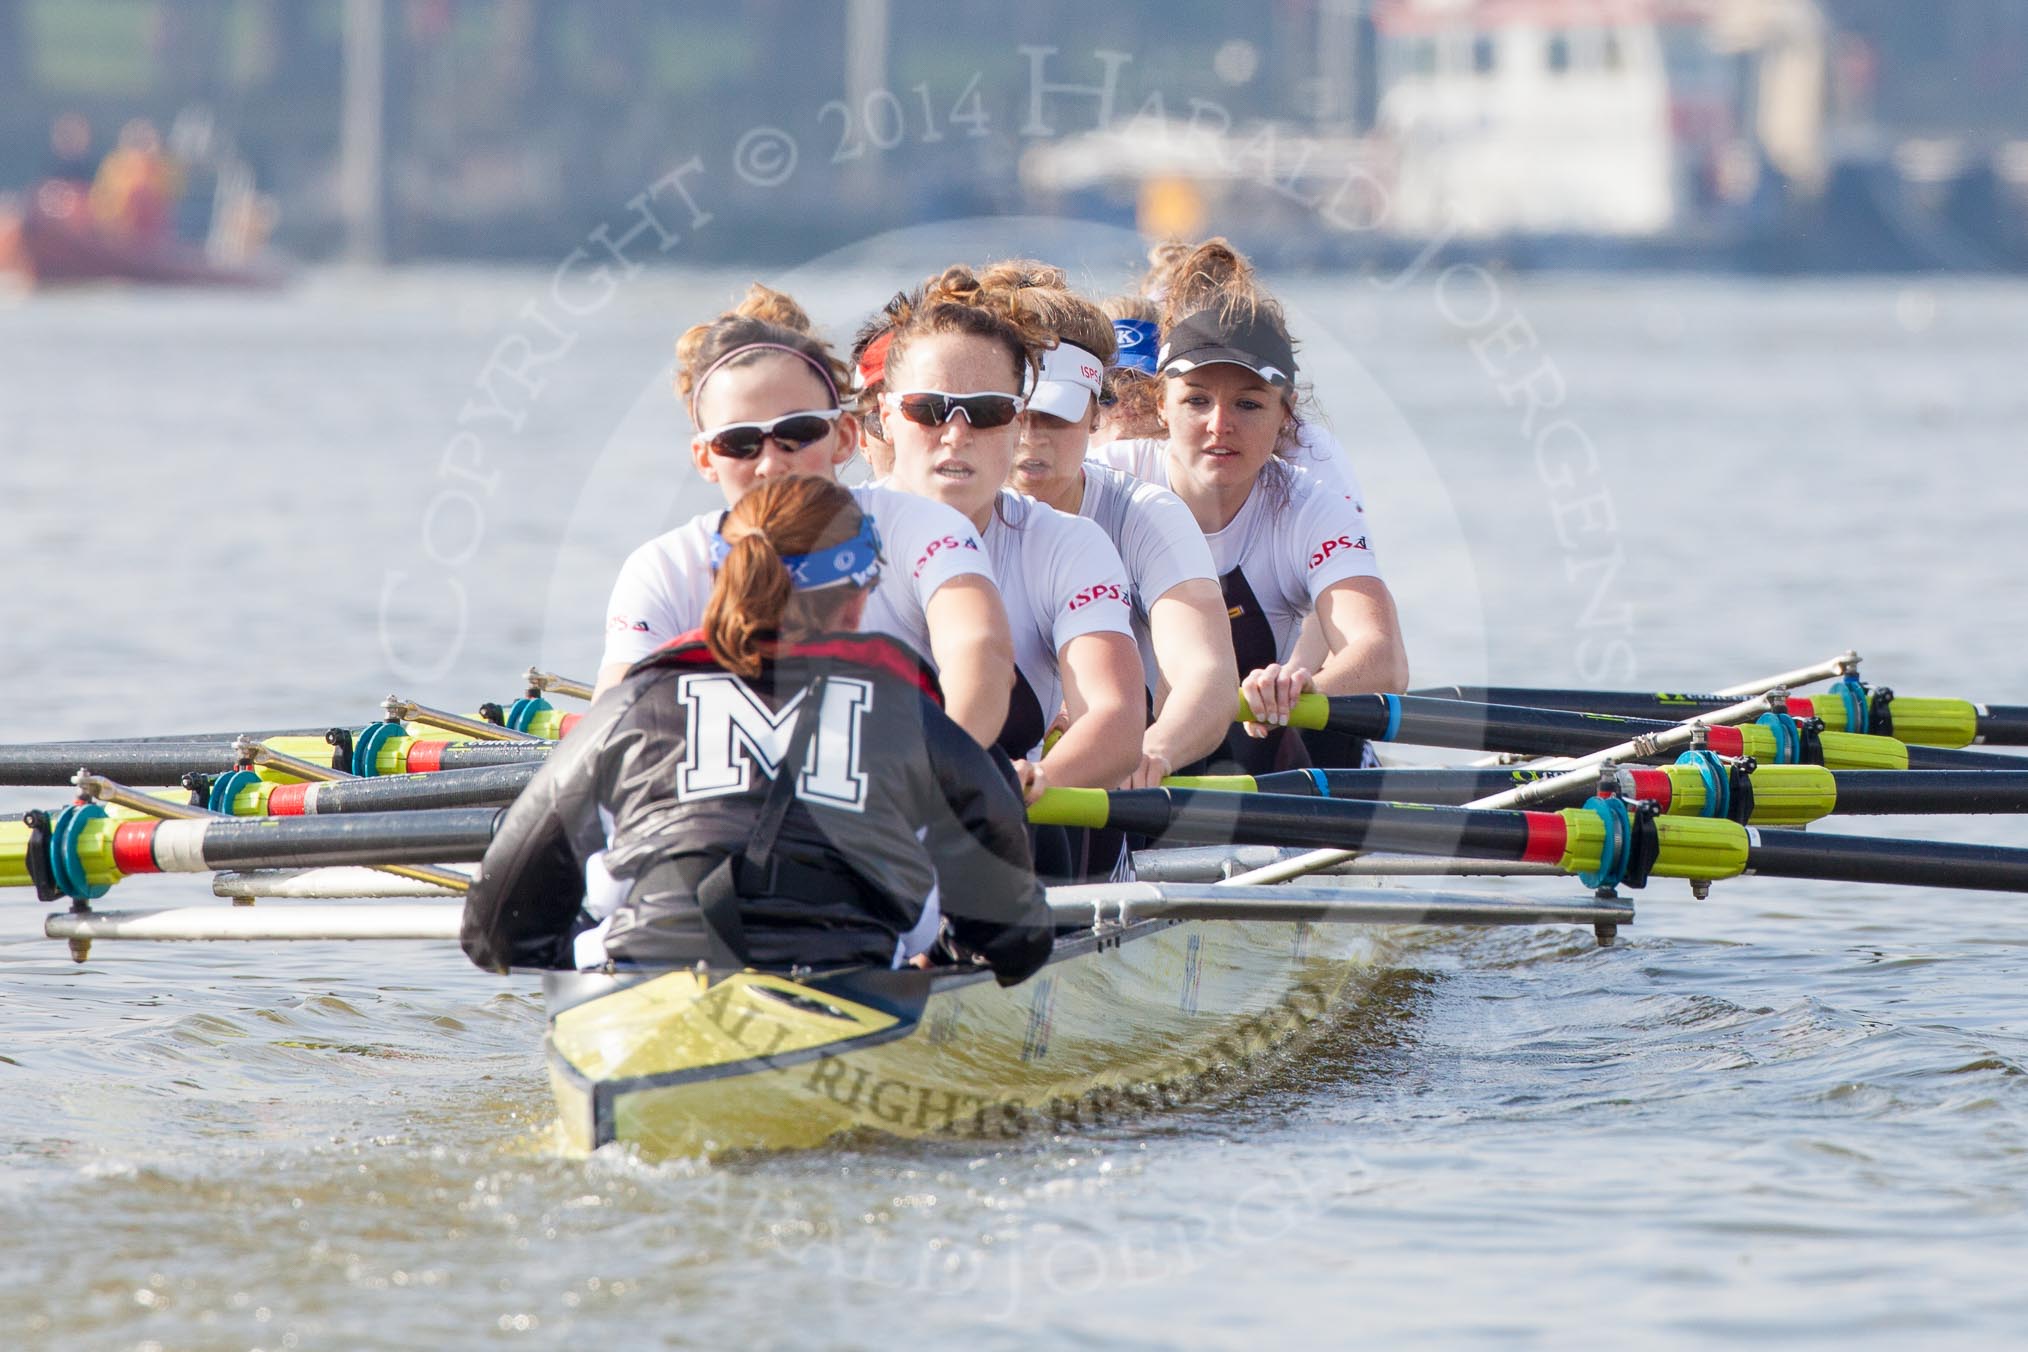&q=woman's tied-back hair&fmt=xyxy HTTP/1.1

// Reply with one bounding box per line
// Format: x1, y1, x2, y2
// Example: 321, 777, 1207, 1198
1152, 237, 1284, 338
973, 259, 1119, 366
675, 283, 853, 423
1100, 293, 1160, 327
703, 477, 871, 678
883, 264, 1051, 394
1138, 239, 1194, 302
